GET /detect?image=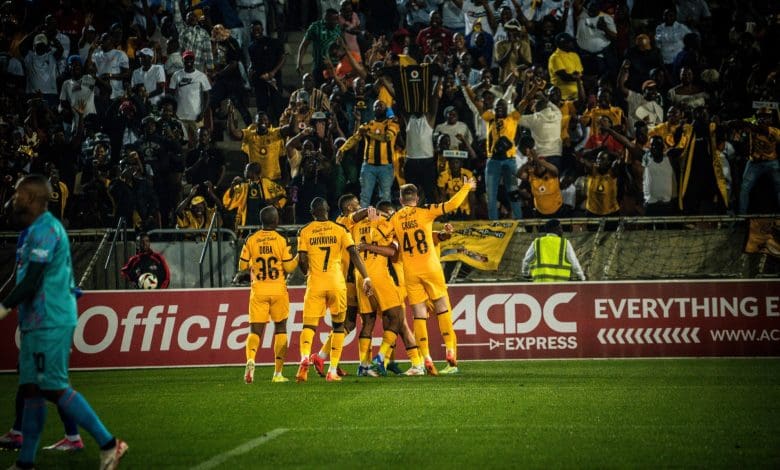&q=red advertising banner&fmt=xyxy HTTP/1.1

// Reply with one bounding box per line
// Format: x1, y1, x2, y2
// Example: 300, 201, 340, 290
0, 280, 778, 371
